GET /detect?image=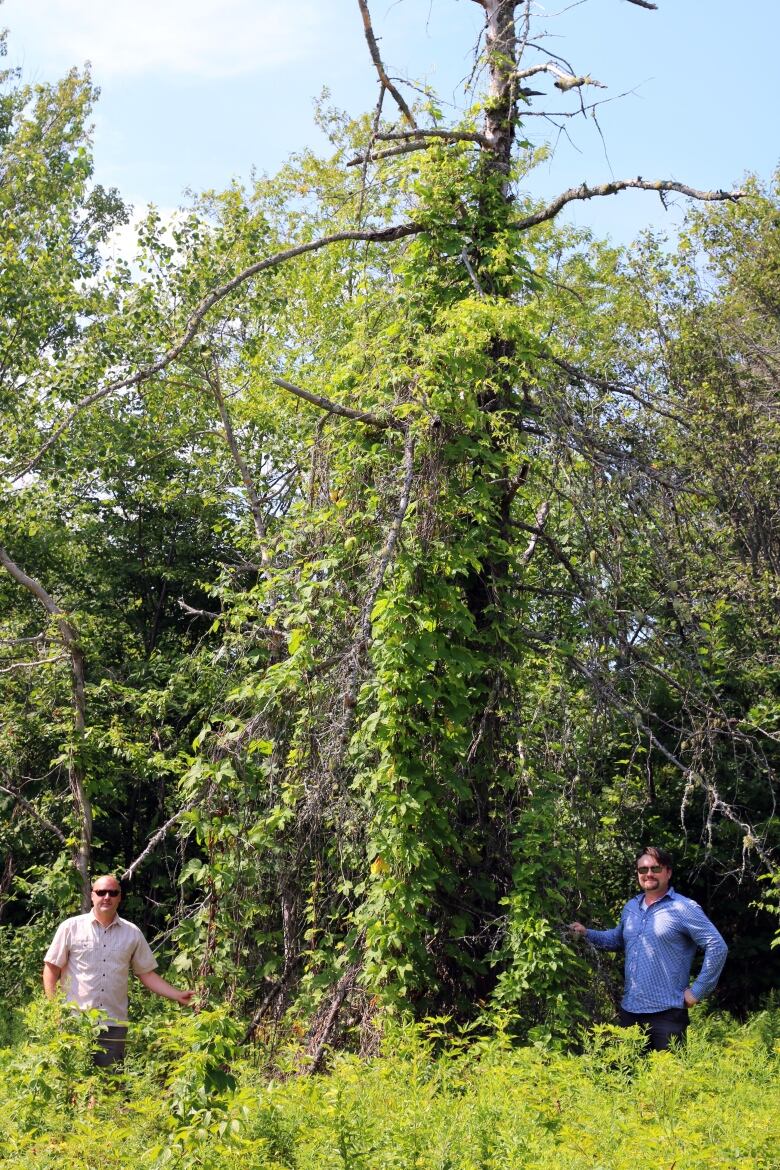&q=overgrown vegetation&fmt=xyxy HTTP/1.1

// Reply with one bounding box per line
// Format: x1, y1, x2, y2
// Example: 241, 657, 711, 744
1, 1010, 779, 1169
1, 0, 778, 1059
